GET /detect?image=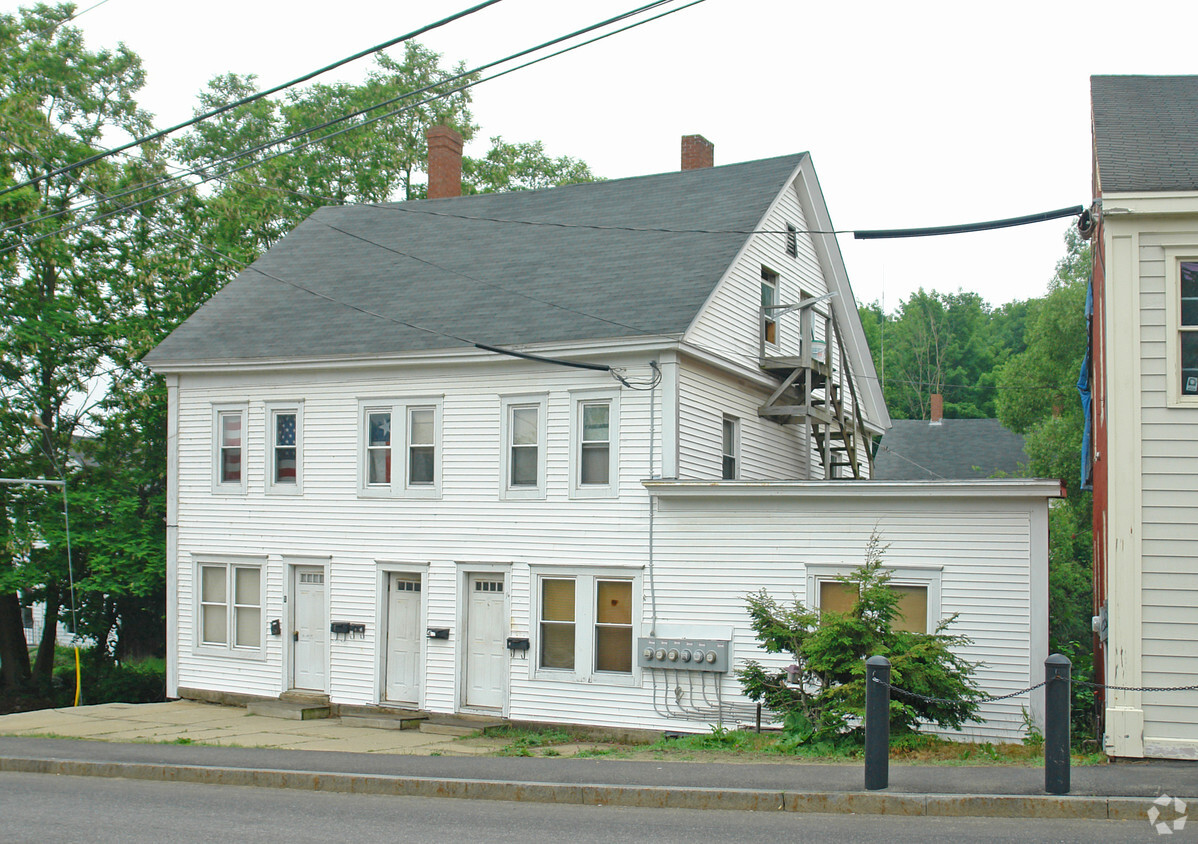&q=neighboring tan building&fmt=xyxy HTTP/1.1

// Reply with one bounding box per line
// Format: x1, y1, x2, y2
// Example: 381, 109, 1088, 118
1090, 75, 1198, 760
